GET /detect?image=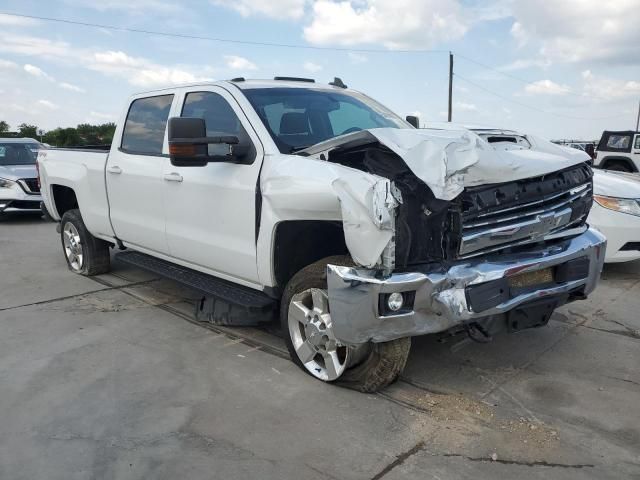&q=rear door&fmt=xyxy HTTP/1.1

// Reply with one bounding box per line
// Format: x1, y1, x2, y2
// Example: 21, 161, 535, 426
106, 94, 174, 254
162, 87, 264, 285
